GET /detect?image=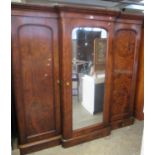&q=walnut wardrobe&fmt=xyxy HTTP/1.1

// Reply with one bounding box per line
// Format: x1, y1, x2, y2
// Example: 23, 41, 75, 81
11, 2, 143, 155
